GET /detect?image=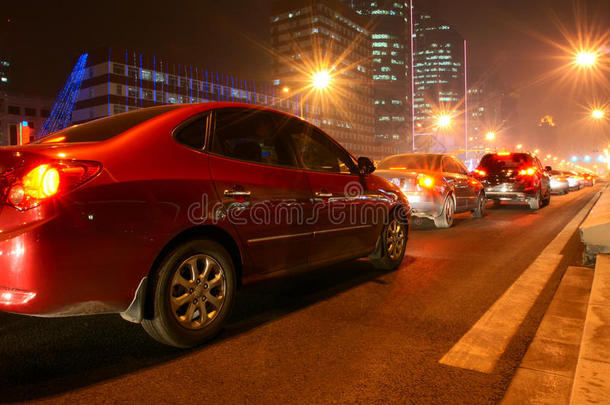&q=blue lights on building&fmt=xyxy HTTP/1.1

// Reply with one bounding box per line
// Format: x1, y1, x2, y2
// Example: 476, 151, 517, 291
39, 53, 88, 138
47, 48, 314, 130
